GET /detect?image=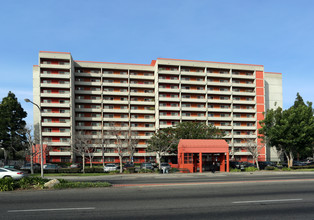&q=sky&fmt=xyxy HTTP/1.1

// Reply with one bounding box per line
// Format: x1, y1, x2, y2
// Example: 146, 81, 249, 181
0, 0, 313, 125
